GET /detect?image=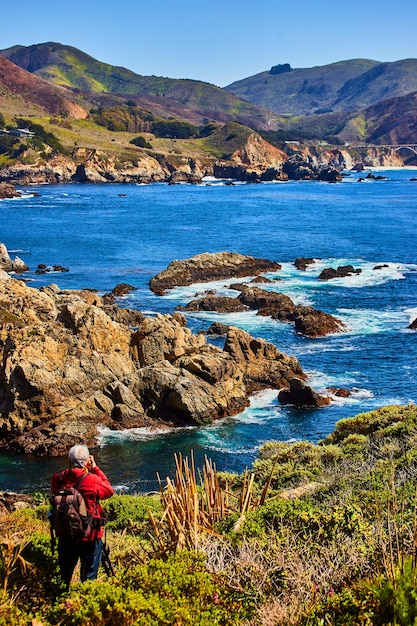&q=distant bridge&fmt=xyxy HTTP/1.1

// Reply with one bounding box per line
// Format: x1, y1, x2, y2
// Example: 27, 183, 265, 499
354, 144, 417, 156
